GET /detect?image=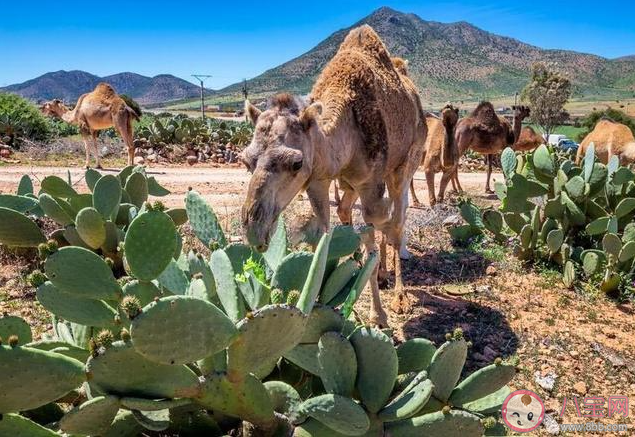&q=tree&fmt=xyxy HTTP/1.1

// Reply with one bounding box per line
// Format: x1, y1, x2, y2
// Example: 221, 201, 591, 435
576, 108, 635, 142
521, 62, 572, 137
